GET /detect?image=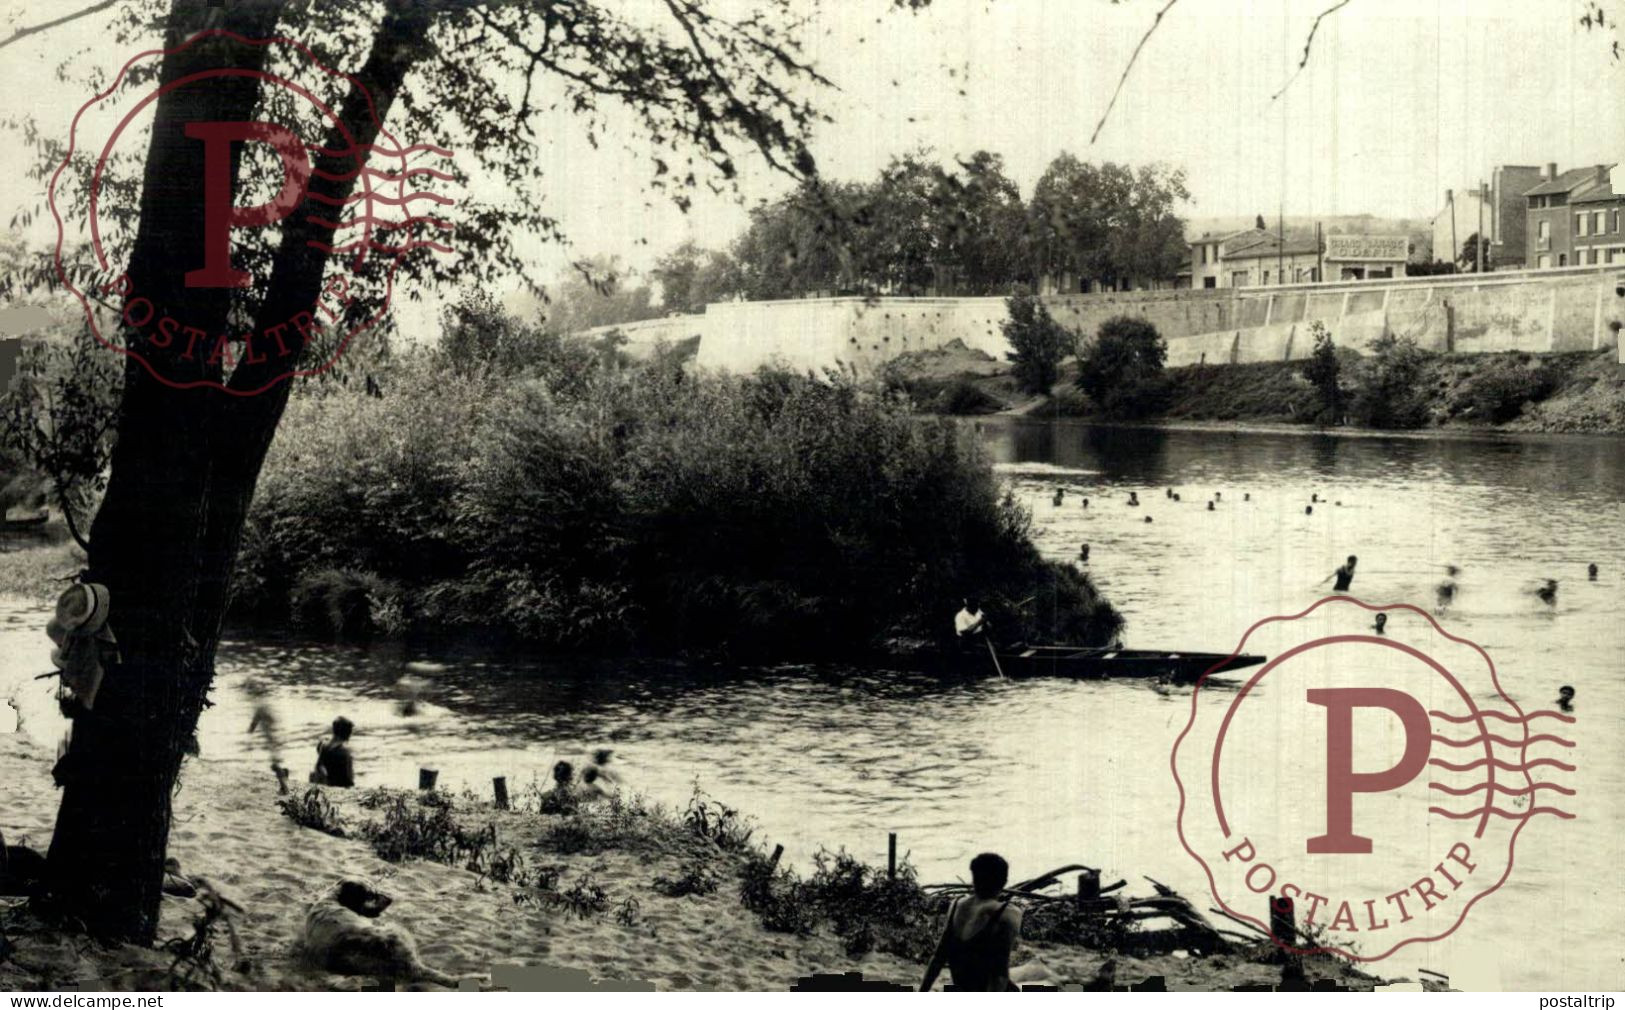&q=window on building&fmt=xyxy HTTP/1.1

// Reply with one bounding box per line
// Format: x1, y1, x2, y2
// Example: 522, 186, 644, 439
1538, 253, 1552, 269
1614, 210, 1621, 233
1576, 212, 1588, 236
1263, 270, 1271, 285
1539, 220, 1551, 243
1558, 253, 1567, 266
1595, 211, 1607, 234
1203, 276, 1216, 288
